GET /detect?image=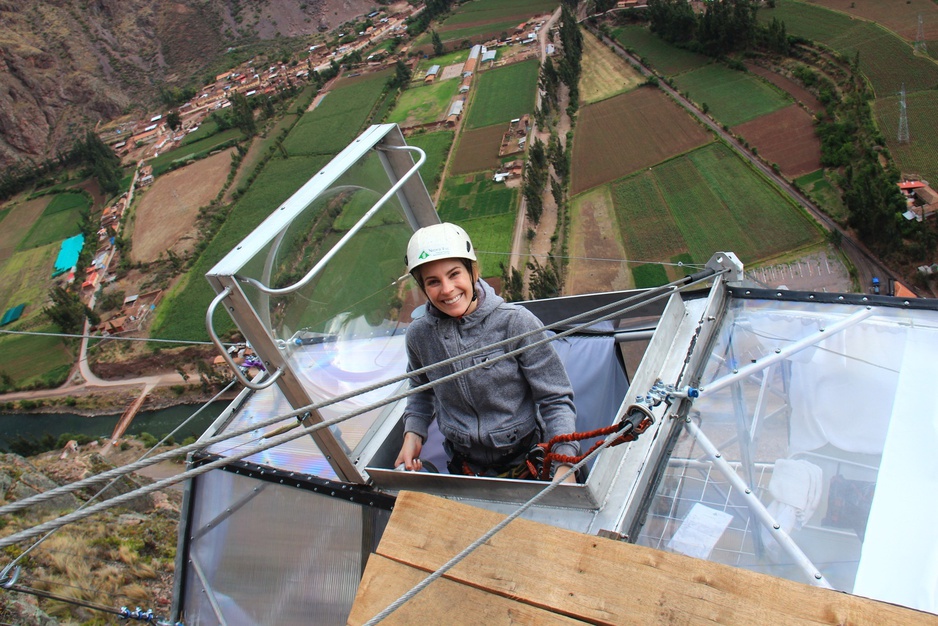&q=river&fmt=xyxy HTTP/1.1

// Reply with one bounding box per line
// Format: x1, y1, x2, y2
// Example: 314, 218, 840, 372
0, 402, 229, 451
